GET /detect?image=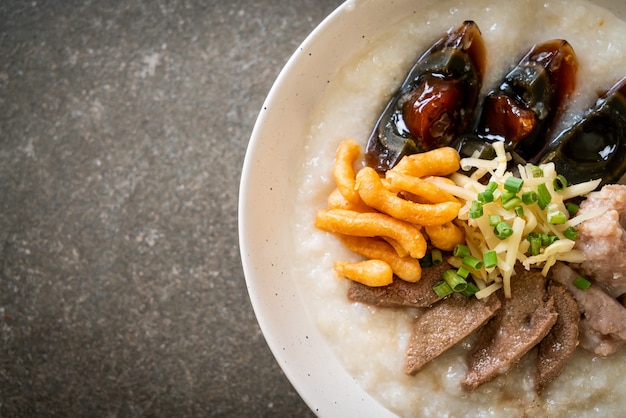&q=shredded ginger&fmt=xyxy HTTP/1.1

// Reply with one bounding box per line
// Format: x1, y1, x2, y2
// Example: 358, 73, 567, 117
434, 142, 603, 298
